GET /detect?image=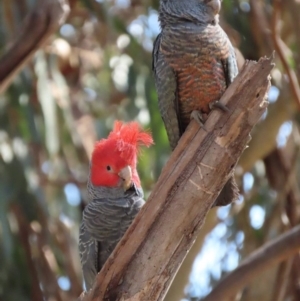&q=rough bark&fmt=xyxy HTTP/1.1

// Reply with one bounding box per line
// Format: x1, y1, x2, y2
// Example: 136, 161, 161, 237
81, 56, 273, 301
163, 210, 218, 301
0, 0, 70, 93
